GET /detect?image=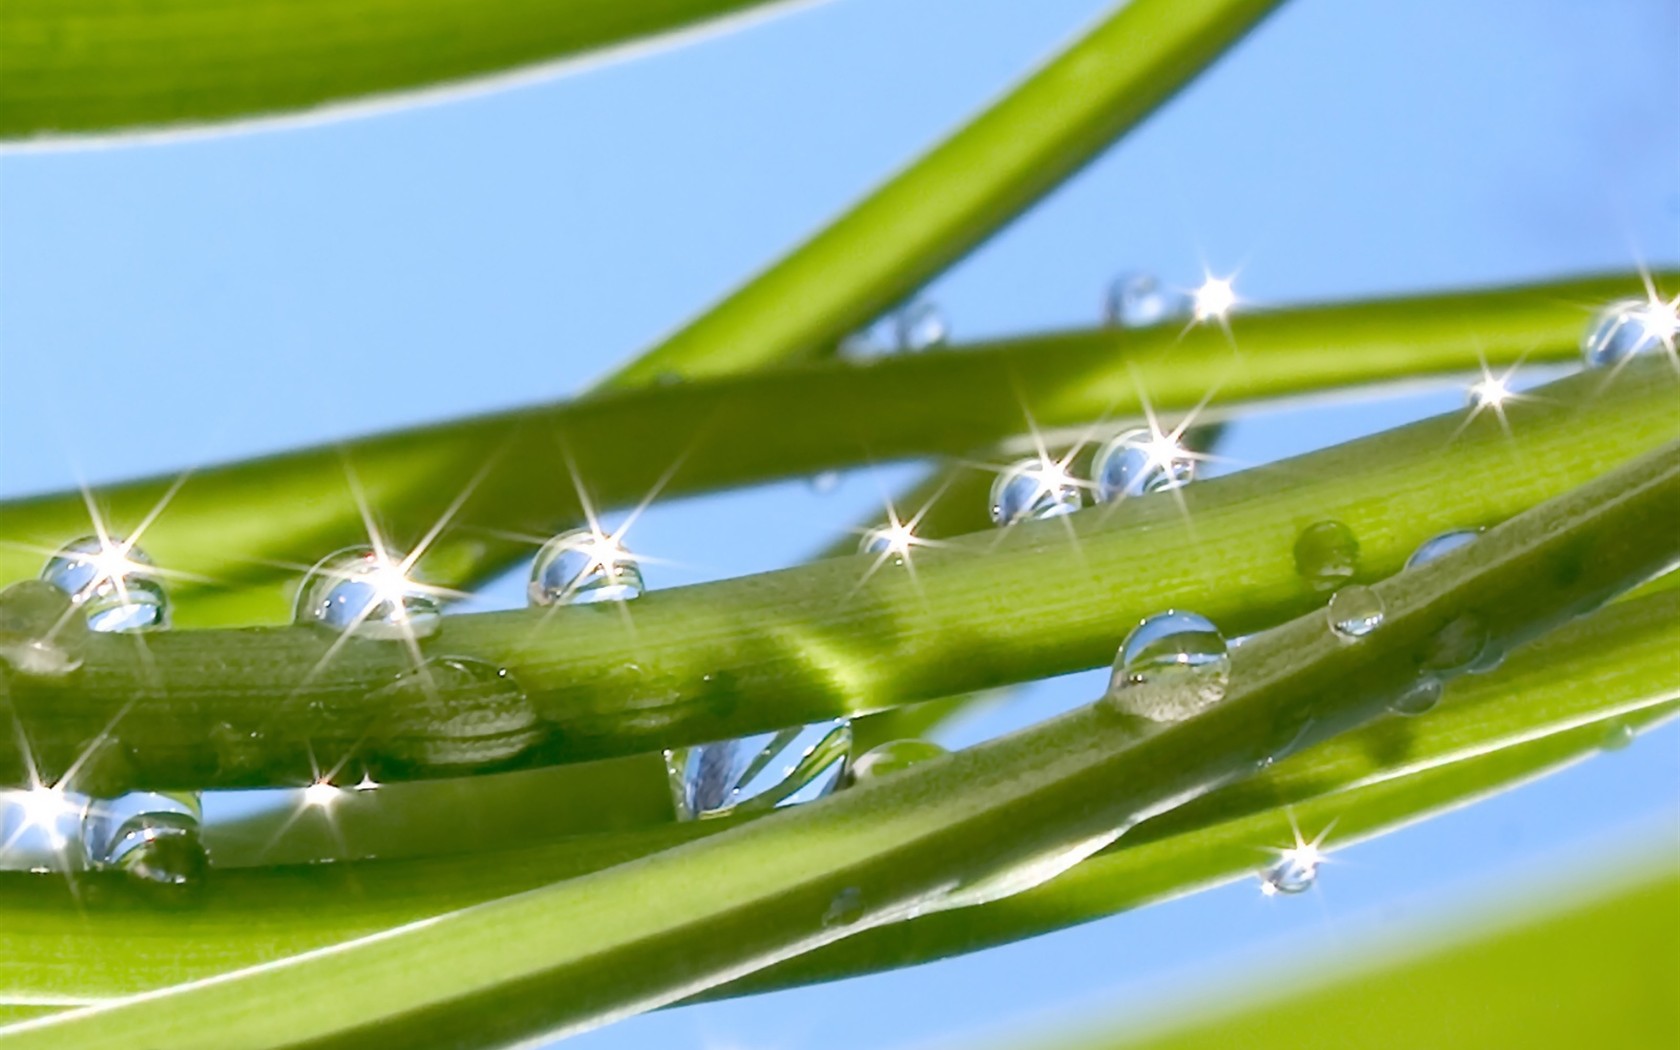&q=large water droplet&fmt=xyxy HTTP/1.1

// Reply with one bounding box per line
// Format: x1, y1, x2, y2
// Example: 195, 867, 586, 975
1091, 428, 1194, 503
895, 300, 949, 352
848, 739, 948, 785
527, 528, 644, 606
1106, 611, 1230, 722
1293, 520, 1360, 591
0, 580, 89, 676
294, 546, 441, 639
368, 657, 541, 772
665, 718, 852, 821
41, 536, 169, 633
1405, 528, 1482, 570
1103, 272, 1186, 328
1261, 851, 1318, 896
1581, 298, 1678, 368
1327, 585, 1385, 640
81, 791, 207, 891
989, 458, 1083, 525
1388, 676, 1443, 716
